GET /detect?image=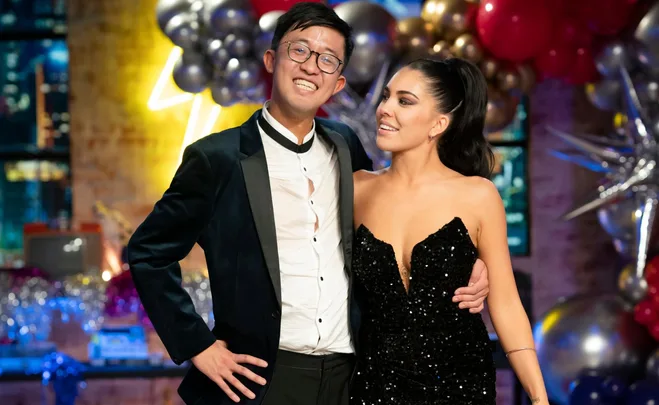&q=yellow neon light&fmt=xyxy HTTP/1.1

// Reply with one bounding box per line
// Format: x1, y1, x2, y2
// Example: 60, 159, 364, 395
148, 46, 222, 159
